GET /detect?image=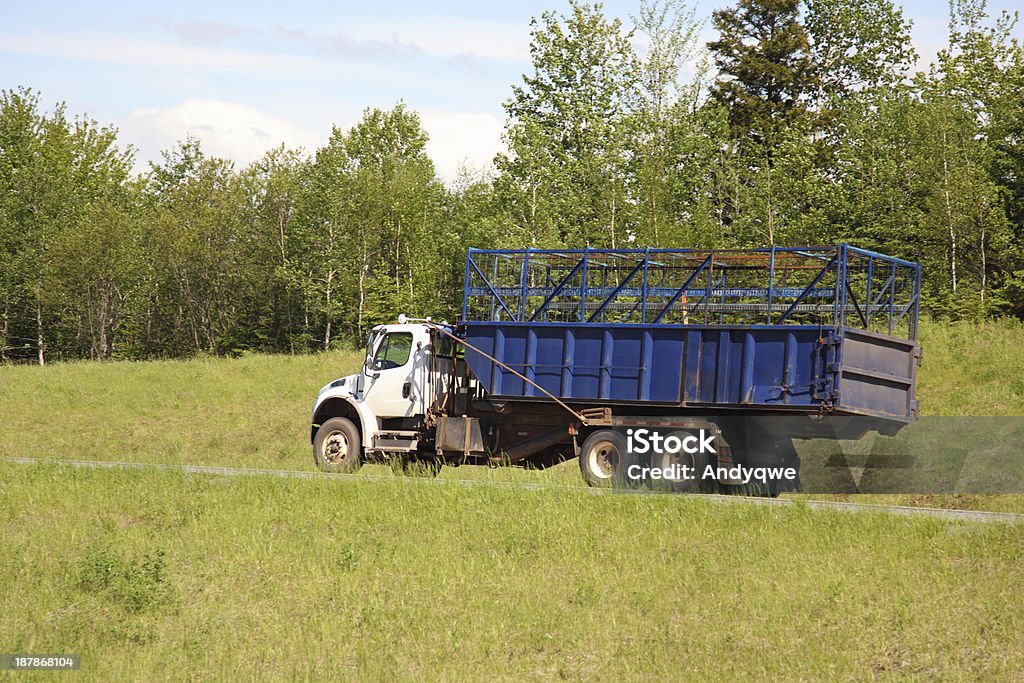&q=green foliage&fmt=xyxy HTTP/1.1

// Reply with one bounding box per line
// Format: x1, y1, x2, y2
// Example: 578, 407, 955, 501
143, 141, 258, 354
630, 0, 727, 247
238, 145, 309, 352
499, 0, 640, 247
44, 198, 143, 359
805, 0, 916, 114
2, 0, 1024, 361
719, 123, 830, 246
932, 0, 1024, 317
289, 104, 450, 345
630, 100, 728, 247
0, 87, 134, 363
